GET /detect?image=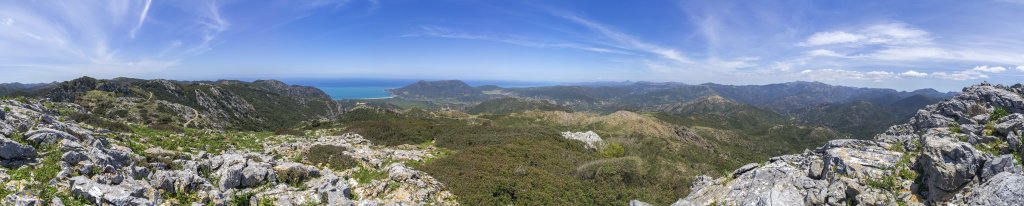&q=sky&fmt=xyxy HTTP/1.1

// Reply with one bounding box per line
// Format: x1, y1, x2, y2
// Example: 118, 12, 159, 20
2, 0, 1024, 91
